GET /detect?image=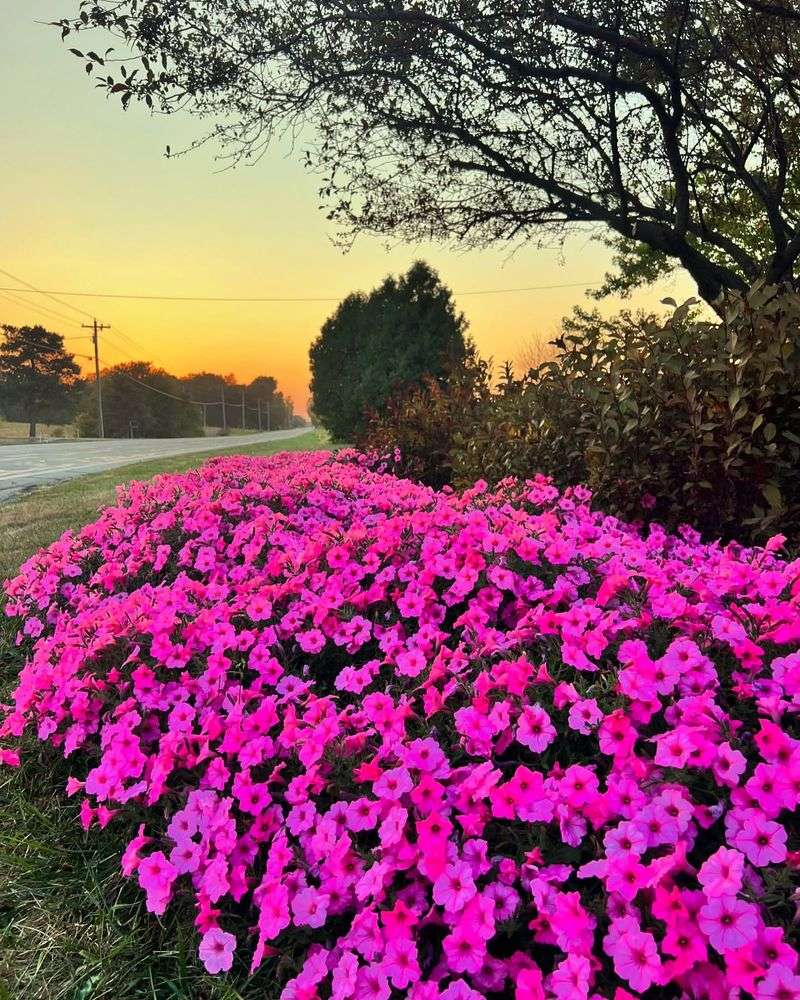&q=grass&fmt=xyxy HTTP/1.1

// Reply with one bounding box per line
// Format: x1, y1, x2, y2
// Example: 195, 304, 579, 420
0, 430, 327, 581
0, 430, 329, 999
0, 420, 76, 442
